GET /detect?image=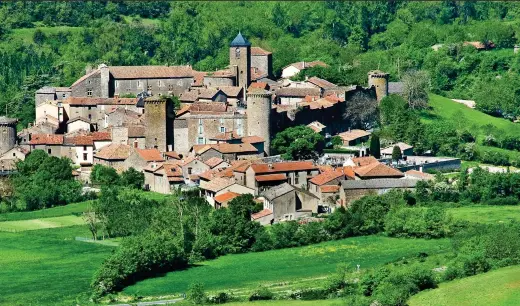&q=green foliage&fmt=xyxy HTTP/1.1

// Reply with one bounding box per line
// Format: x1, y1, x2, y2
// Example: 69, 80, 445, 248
91, 230, 187, 298
272, 125, 325, 160
385, 207, 453, 238
120, 167, 144, 189
249, 286, 274, 301
13, 150, 83, 210
369, 134, 381, 158
330, 135, 343, 148
187, 283, 207, 305
90, 164, 119, 186
391, 145, 402, 161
